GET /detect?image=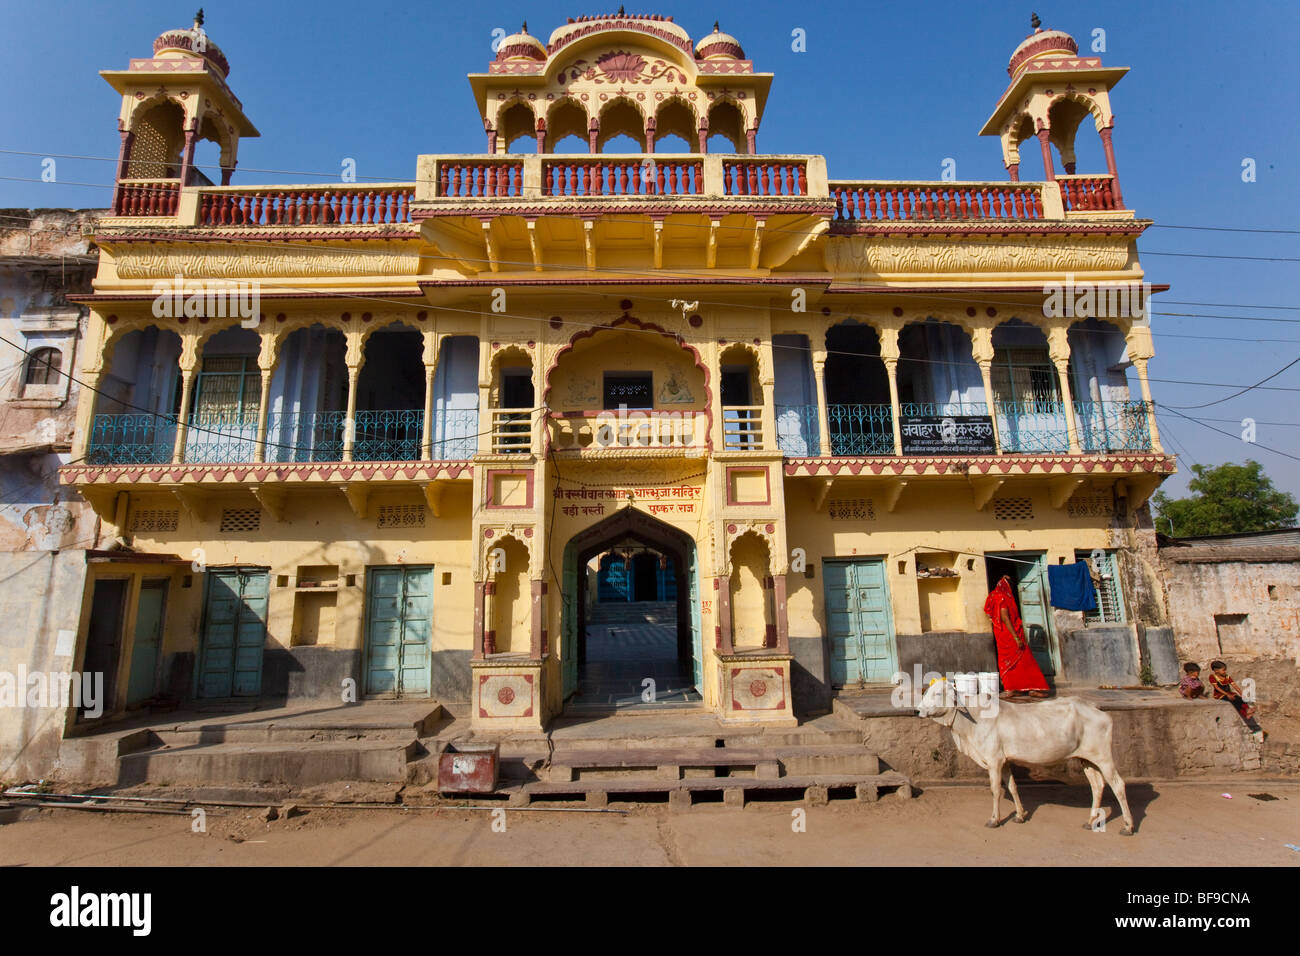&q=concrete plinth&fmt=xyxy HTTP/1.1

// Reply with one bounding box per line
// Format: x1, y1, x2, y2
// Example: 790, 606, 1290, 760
469, 657, 548, 732
716, 650, 798, 727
